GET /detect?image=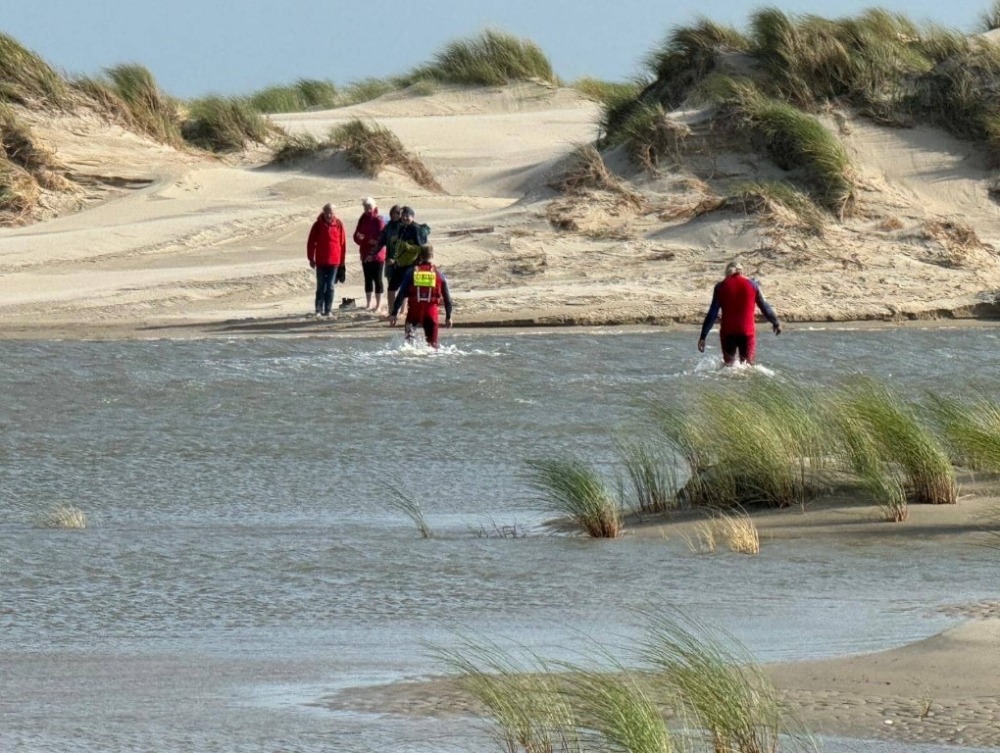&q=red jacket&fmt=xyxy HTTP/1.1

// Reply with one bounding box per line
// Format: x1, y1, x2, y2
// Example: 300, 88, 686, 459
699, 273, 780, 339
353, 210, 386, 263
307, 214, 346, 267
